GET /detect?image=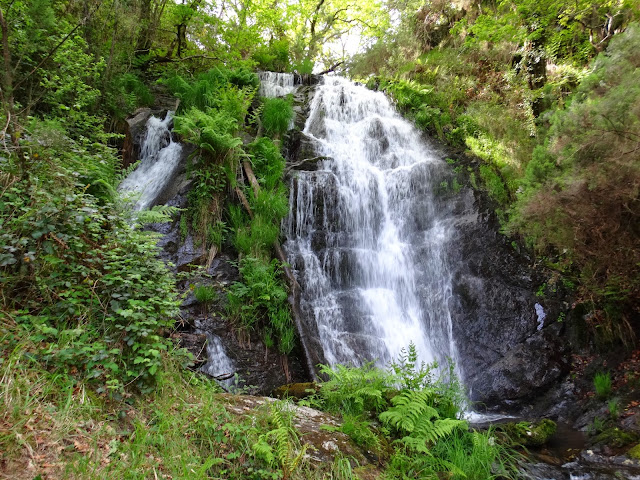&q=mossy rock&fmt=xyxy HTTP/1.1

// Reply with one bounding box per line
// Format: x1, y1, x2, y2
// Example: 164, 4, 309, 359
627, 443, 640, 459
594, 427, 638, 448
501, 419, 557, 447
272, 382, 319, 399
